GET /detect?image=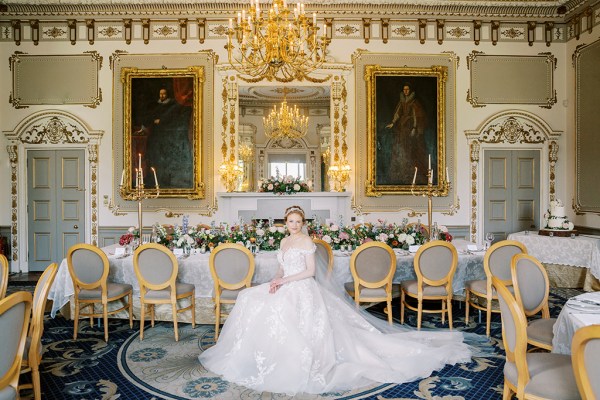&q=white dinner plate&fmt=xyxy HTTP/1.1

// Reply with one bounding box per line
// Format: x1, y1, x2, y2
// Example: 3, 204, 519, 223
566, 300, 600, 312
